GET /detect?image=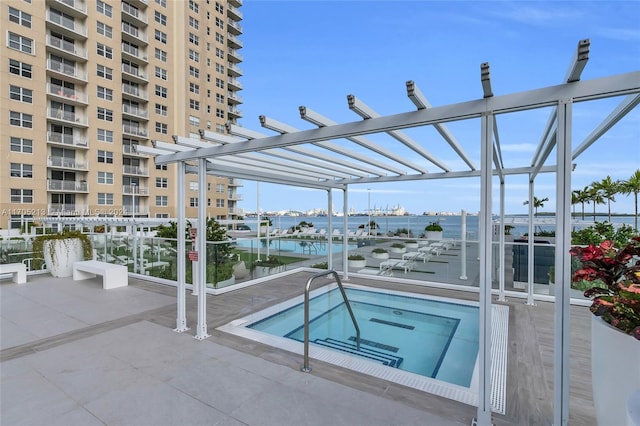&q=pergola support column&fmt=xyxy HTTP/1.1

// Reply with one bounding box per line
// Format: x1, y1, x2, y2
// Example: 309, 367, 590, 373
195, 157, 210, 340
175, 161, 188, 333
